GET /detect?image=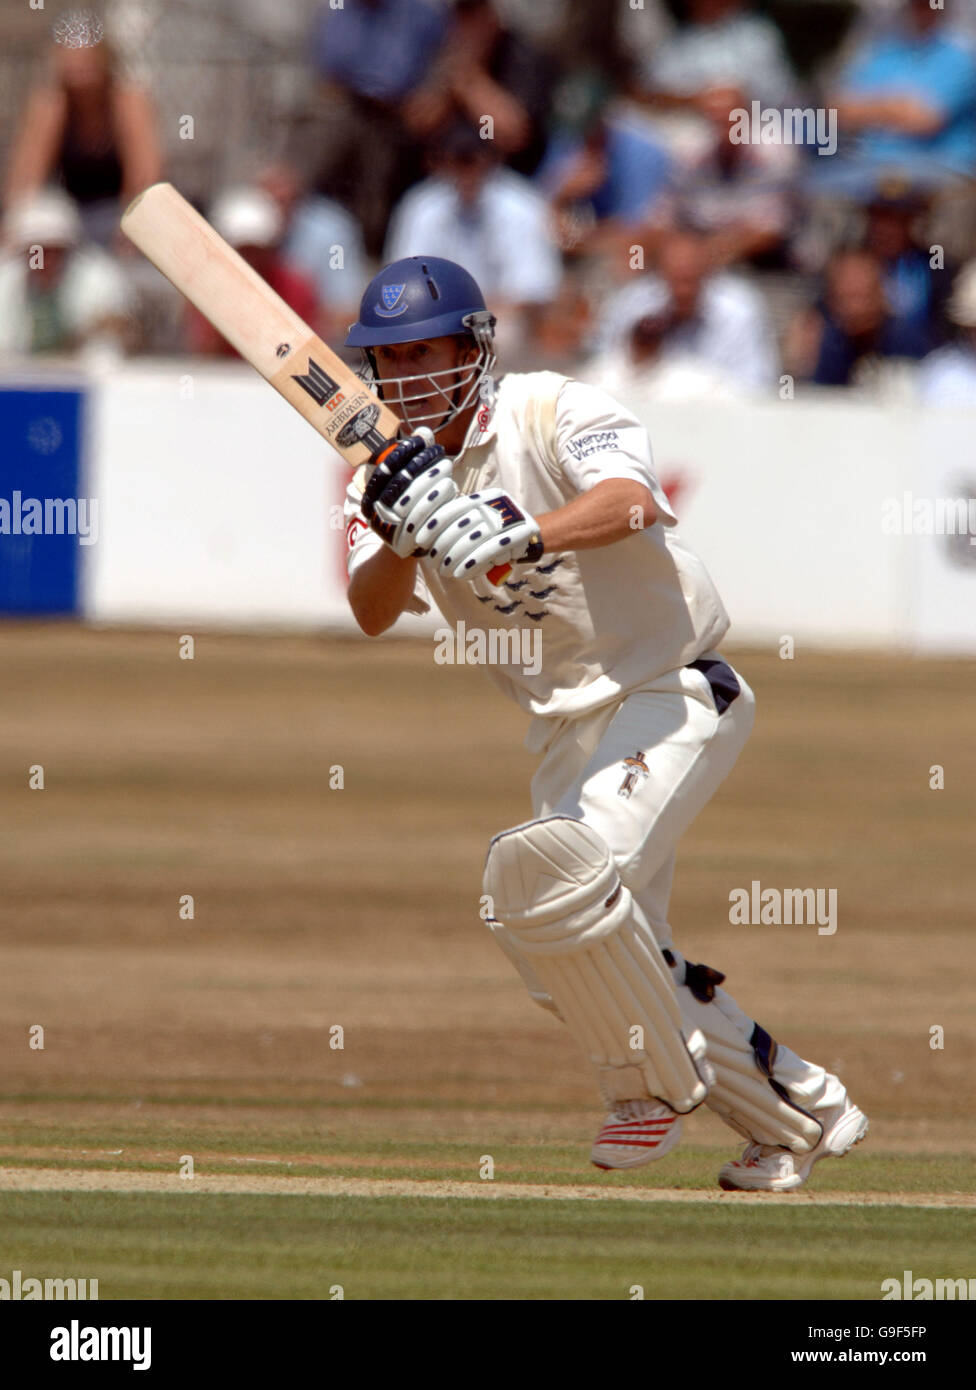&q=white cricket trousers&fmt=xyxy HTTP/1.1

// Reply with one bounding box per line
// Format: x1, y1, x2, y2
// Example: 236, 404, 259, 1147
531, 654, 753, 950
526, 652, 846, 1125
